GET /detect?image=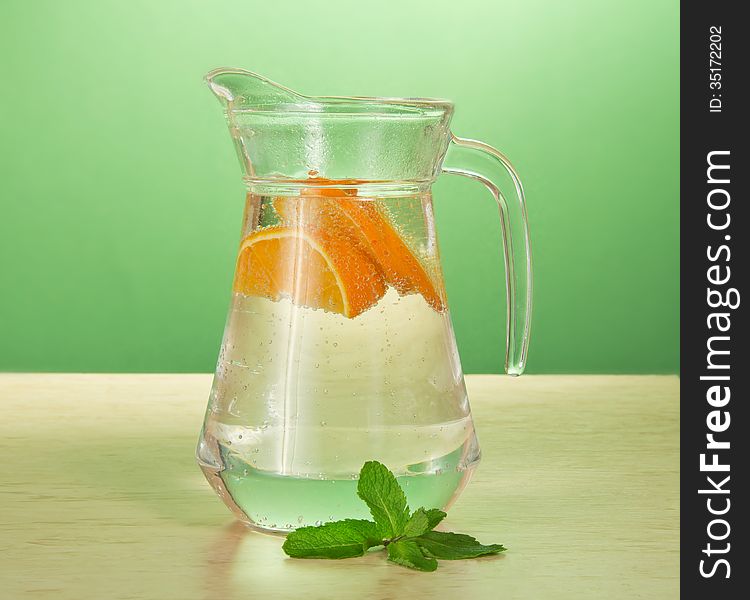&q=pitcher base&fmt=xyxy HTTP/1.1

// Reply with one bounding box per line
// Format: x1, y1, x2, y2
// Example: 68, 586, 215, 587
199, 448, 479, 532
